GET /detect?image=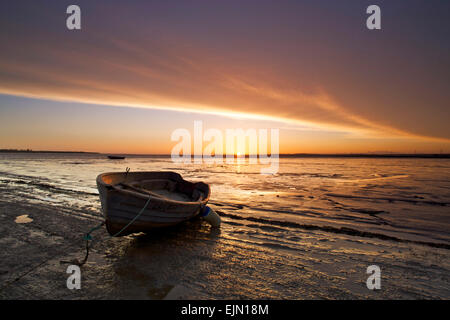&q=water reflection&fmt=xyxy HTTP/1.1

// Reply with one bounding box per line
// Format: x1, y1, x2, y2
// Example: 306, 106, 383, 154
109, 218, 220, 299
